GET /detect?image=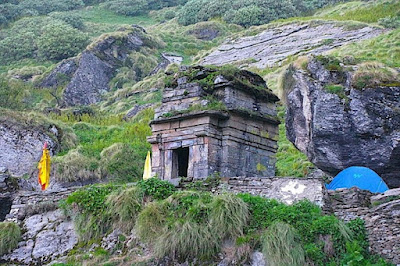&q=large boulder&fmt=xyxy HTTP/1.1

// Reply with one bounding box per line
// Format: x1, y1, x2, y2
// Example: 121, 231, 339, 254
285, 56, 400, 188
41, 26, 161, 106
